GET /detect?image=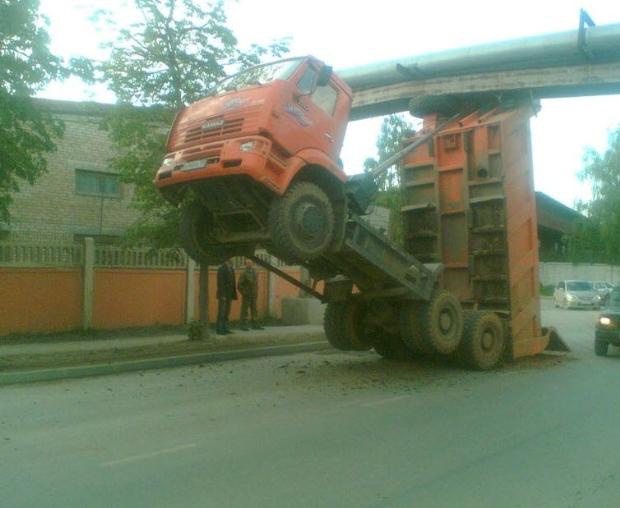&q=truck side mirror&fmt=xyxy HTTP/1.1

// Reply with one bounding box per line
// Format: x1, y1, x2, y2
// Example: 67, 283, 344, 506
317, 65, 333, 87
